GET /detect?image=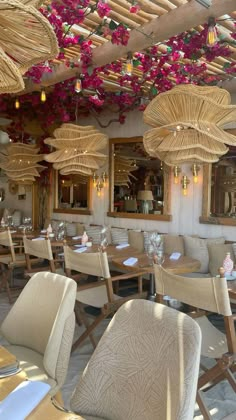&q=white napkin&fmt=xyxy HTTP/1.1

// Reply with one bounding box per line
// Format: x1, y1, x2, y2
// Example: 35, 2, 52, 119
72, 235, 82, 240
123, 257, 138, 266
0, 380, 50, 420
73, 247, 87, 253
32, 237, 45, 241
116, 243, 130, 249
169, 252, 181, 260
40, 229, 47, 233
10, 230, 17, 233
